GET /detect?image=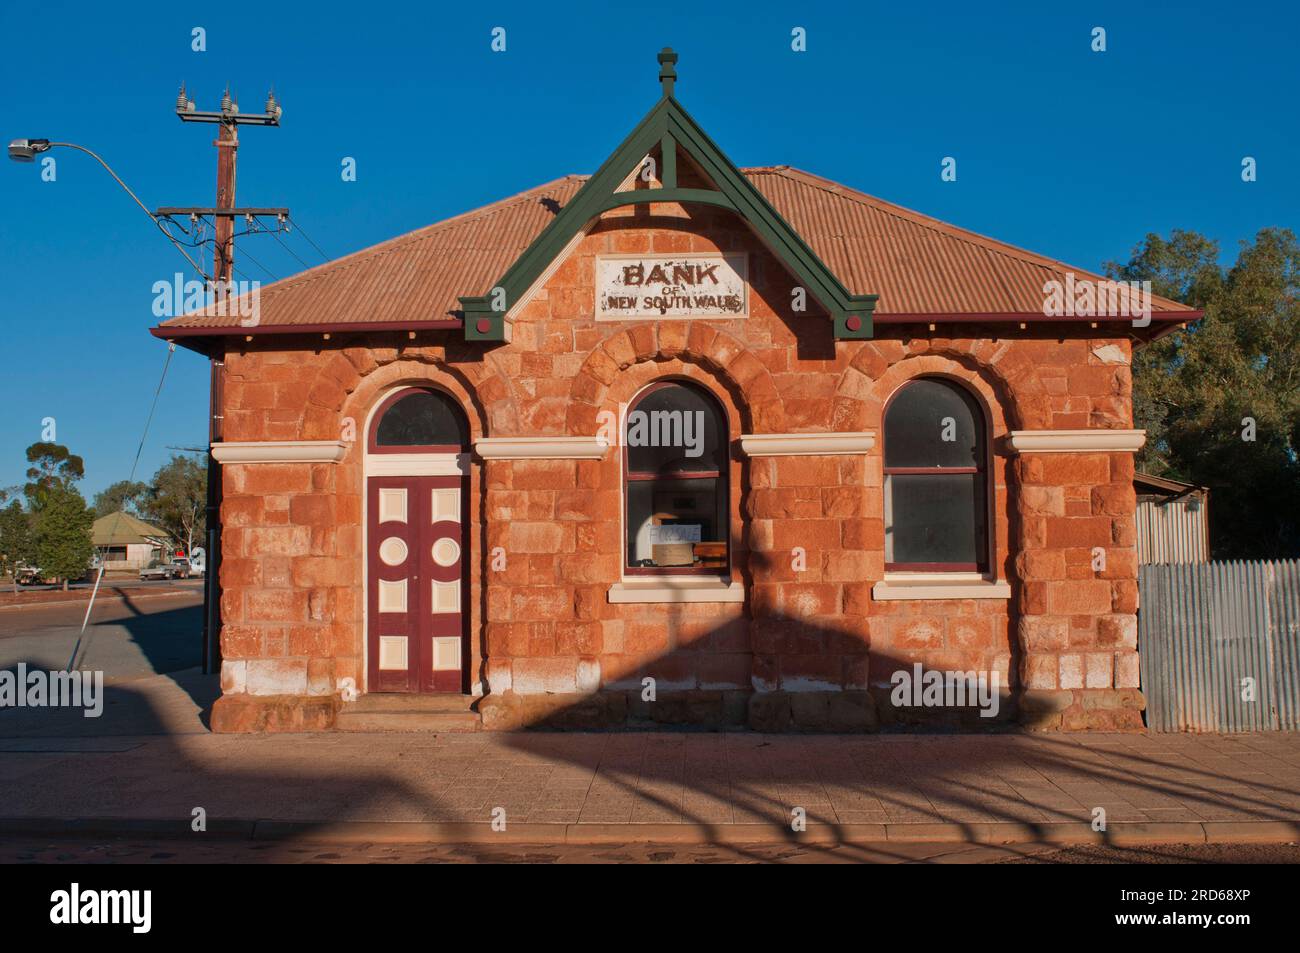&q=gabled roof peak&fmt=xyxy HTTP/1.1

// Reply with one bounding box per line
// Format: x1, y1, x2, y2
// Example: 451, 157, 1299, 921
459, 48, 878, 342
